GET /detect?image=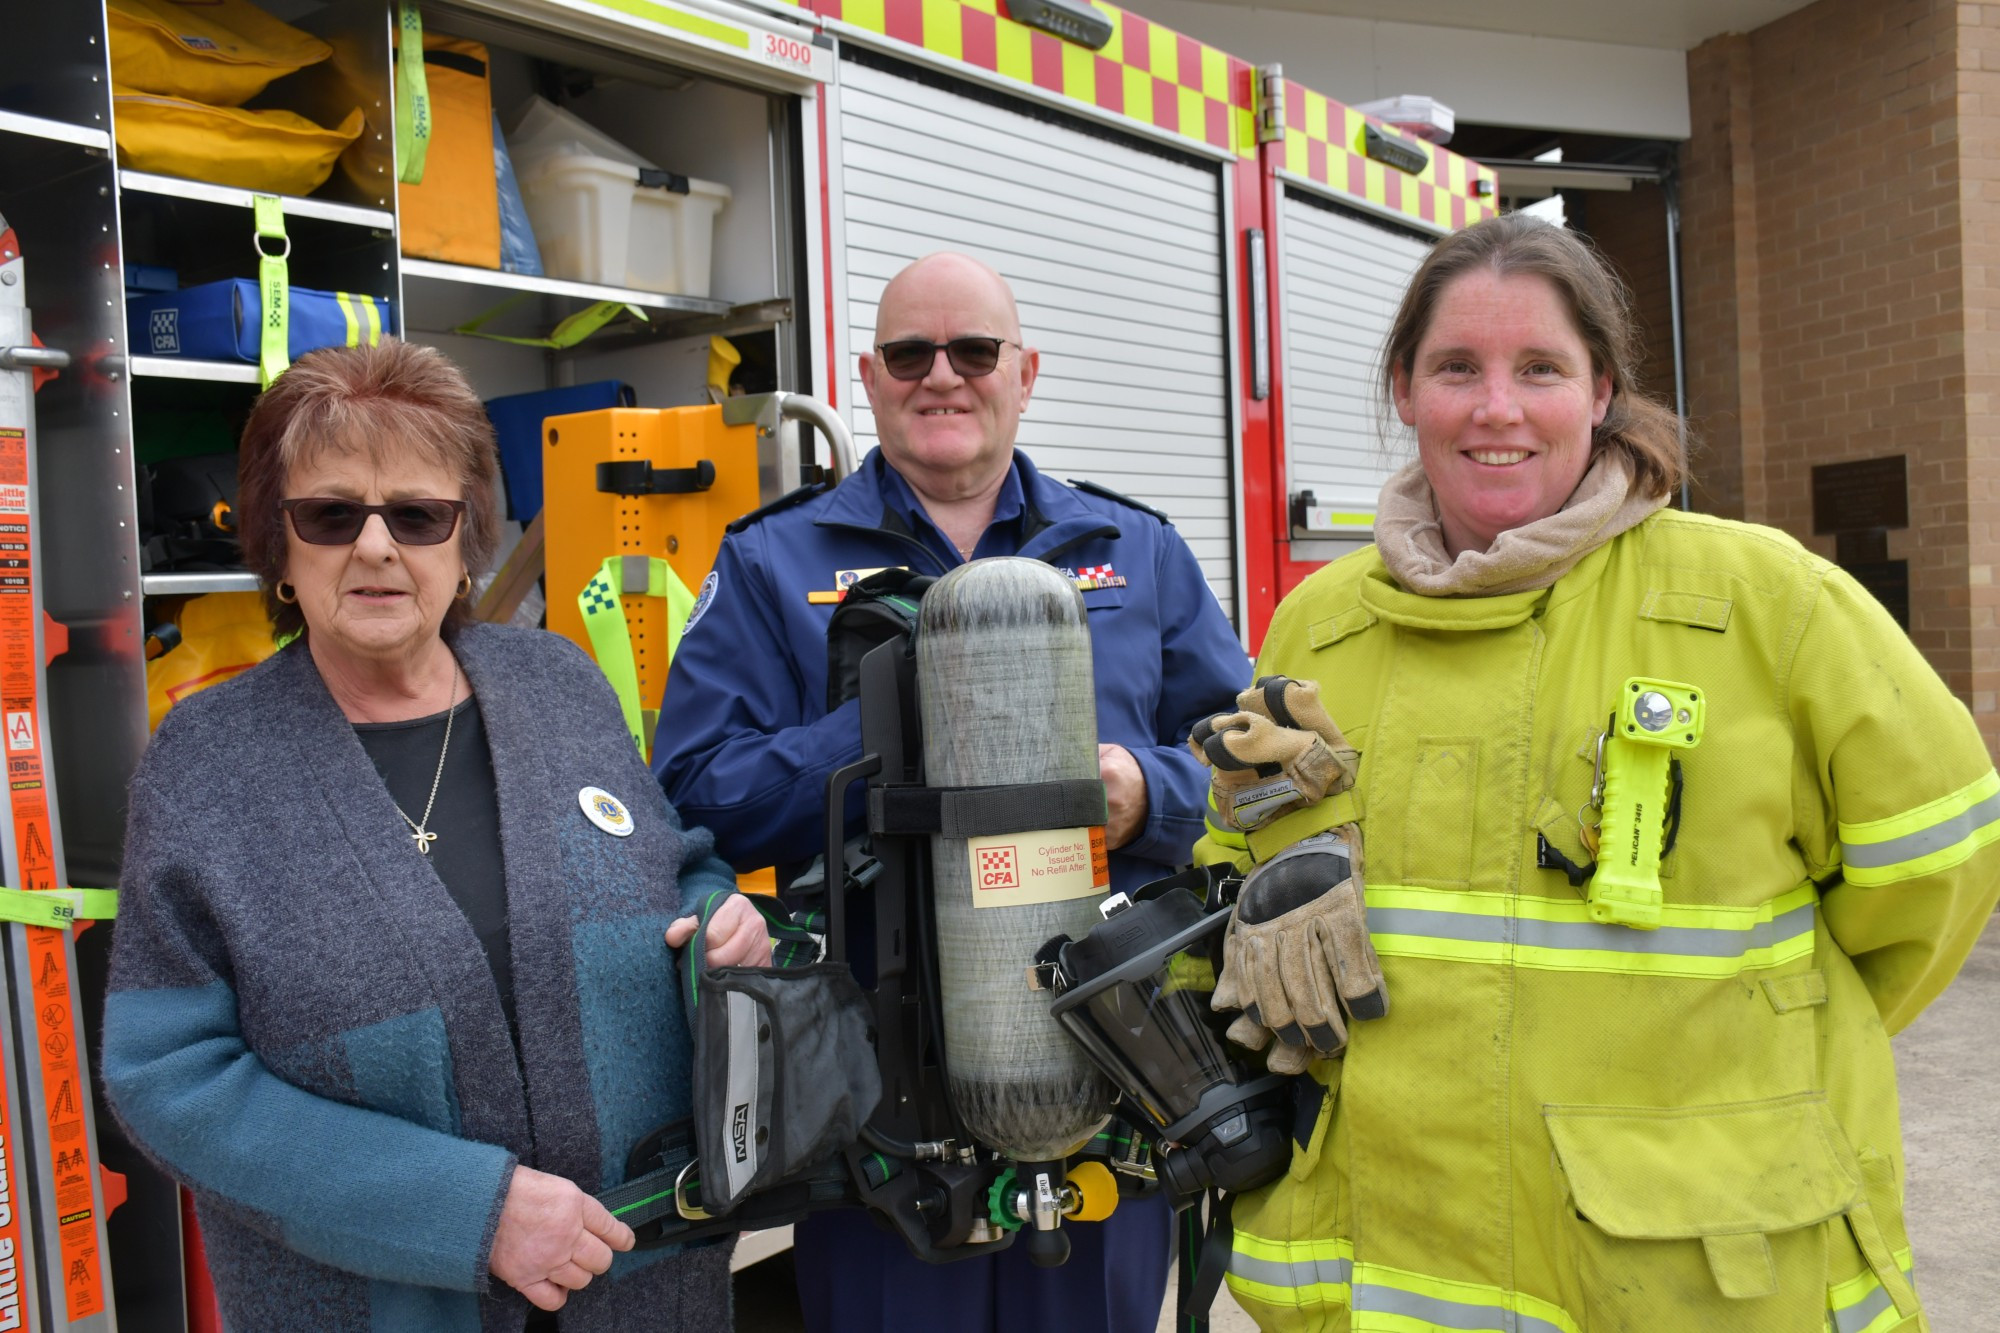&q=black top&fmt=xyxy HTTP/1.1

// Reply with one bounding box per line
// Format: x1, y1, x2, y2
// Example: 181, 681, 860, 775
354, 695, 517, 1035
